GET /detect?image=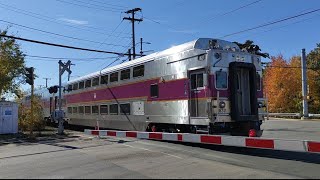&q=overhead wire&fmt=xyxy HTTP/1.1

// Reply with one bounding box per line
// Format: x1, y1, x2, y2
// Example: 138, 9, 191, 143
0, 2, 130, 37
72, 0, 126, 11
201, 0, 262, 23
0, 19, 129, 48
237, 13, 320, 39
0, 34, 130, 56
88, 0, 129, 9
55, 0, 123, 12
221, 8, 320, 38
